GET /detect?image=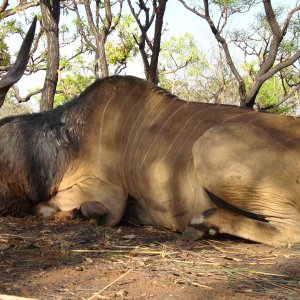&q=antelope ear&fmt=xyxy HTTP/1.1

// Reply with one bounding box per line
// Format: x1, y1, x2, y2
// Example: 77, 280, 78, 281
0, 16, 37, 107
